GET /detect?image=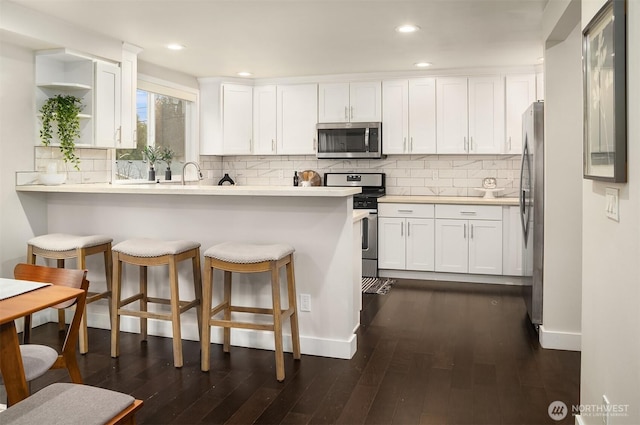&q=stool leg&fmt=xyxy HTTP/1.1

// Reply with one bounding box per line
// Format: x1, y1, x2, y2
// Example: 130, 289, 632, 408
270, 262, 285, 382
201, 258, 213, 372
26, 244, 36, 265
192, 250, 203, 342
223, 271, 232, 353
139, 266, 148, 340
286, 256, 301, 360
111, 255, 122, 359
78, 248, 89, 354
169, 256, 183, 368
104, 243, 113, 327
57, 259, 66, 332
24, 245, 36, 343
